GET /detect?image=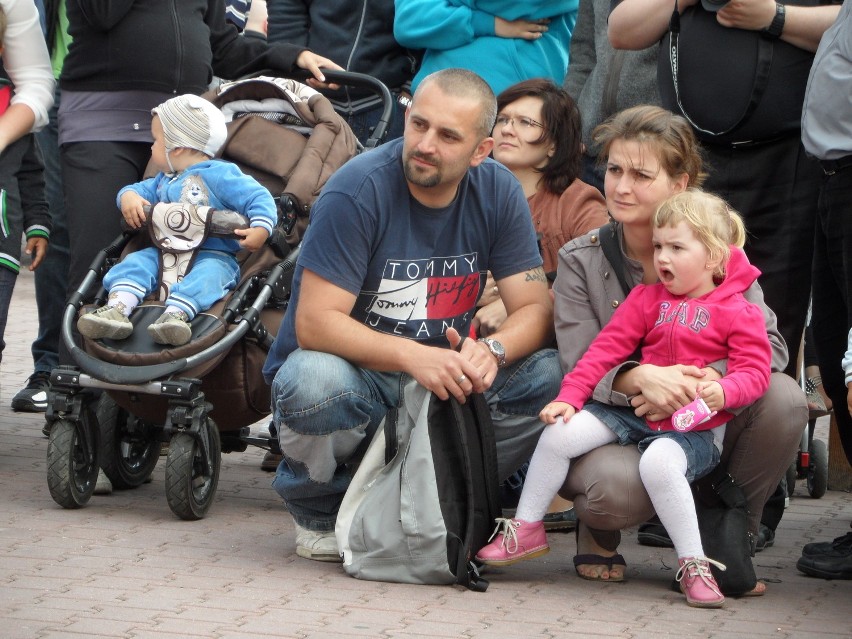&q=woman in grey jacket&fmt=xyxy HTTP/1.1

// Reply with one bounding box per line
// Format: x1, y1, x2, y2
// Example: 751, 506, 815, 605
553, 105, 806, 591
